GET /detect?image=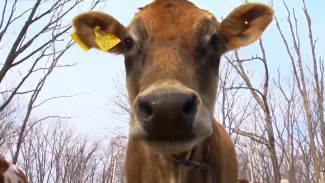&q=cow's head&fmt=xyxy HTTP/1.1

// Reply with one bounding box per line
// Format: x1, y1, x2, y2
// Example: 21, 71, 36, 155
72, 0, 273, 155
